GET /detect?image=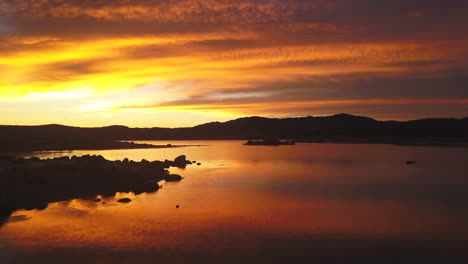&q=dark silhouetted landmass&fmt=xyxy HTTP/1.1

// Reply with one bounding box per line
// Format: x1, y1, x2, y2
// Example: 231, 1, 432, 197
244, 139, 296, 146
1, 114, 468, 151
0, 126, 186, 152
0, 154, 193, 224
